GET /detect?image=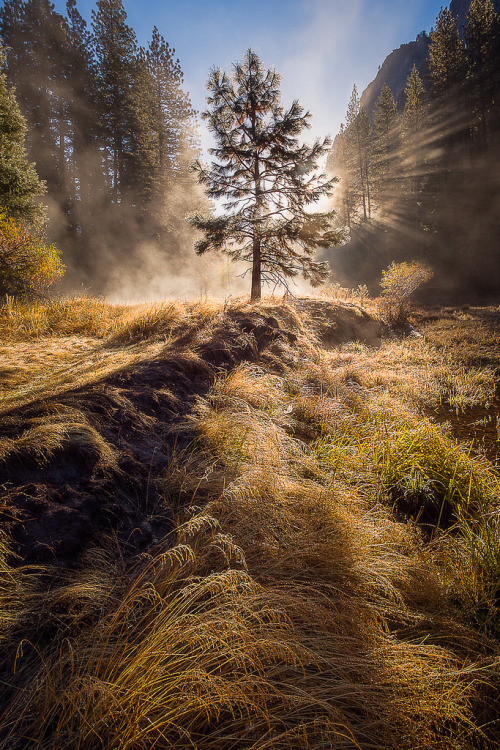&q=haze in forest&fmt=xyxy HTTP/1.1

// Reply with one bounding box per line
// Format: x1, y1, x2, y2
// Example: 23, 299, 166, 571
1, 0, 499, 300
